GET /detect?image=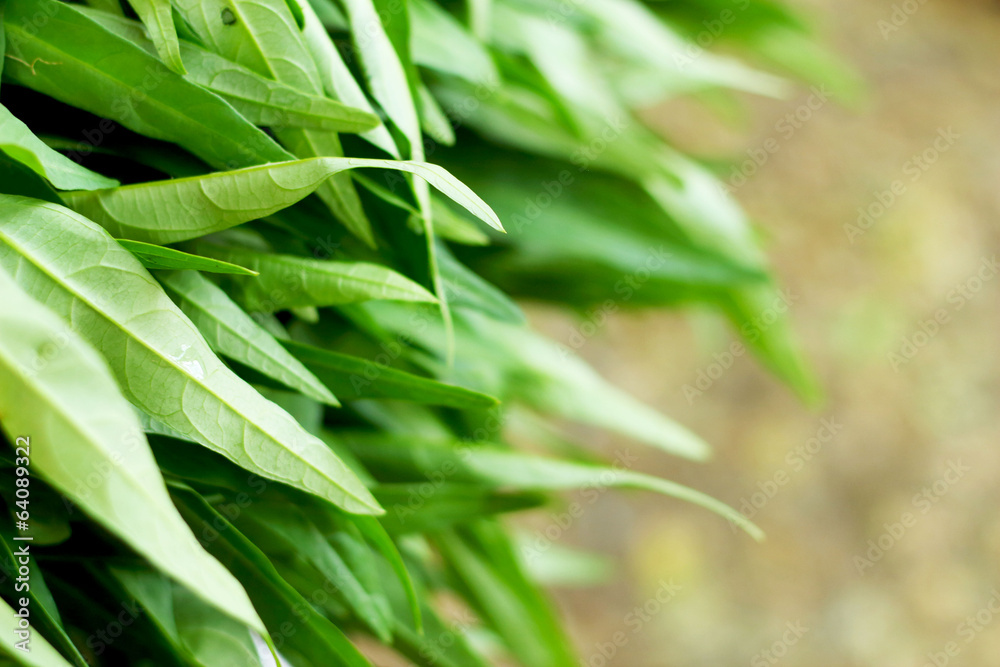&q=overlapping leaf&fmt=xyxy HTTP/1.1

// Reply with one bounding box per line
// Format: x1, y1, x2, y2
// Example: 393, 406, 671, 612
0, 195, 380, 515
159, 270, 337, 404
0, 262, 265, 633
63, 157, 502, 245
